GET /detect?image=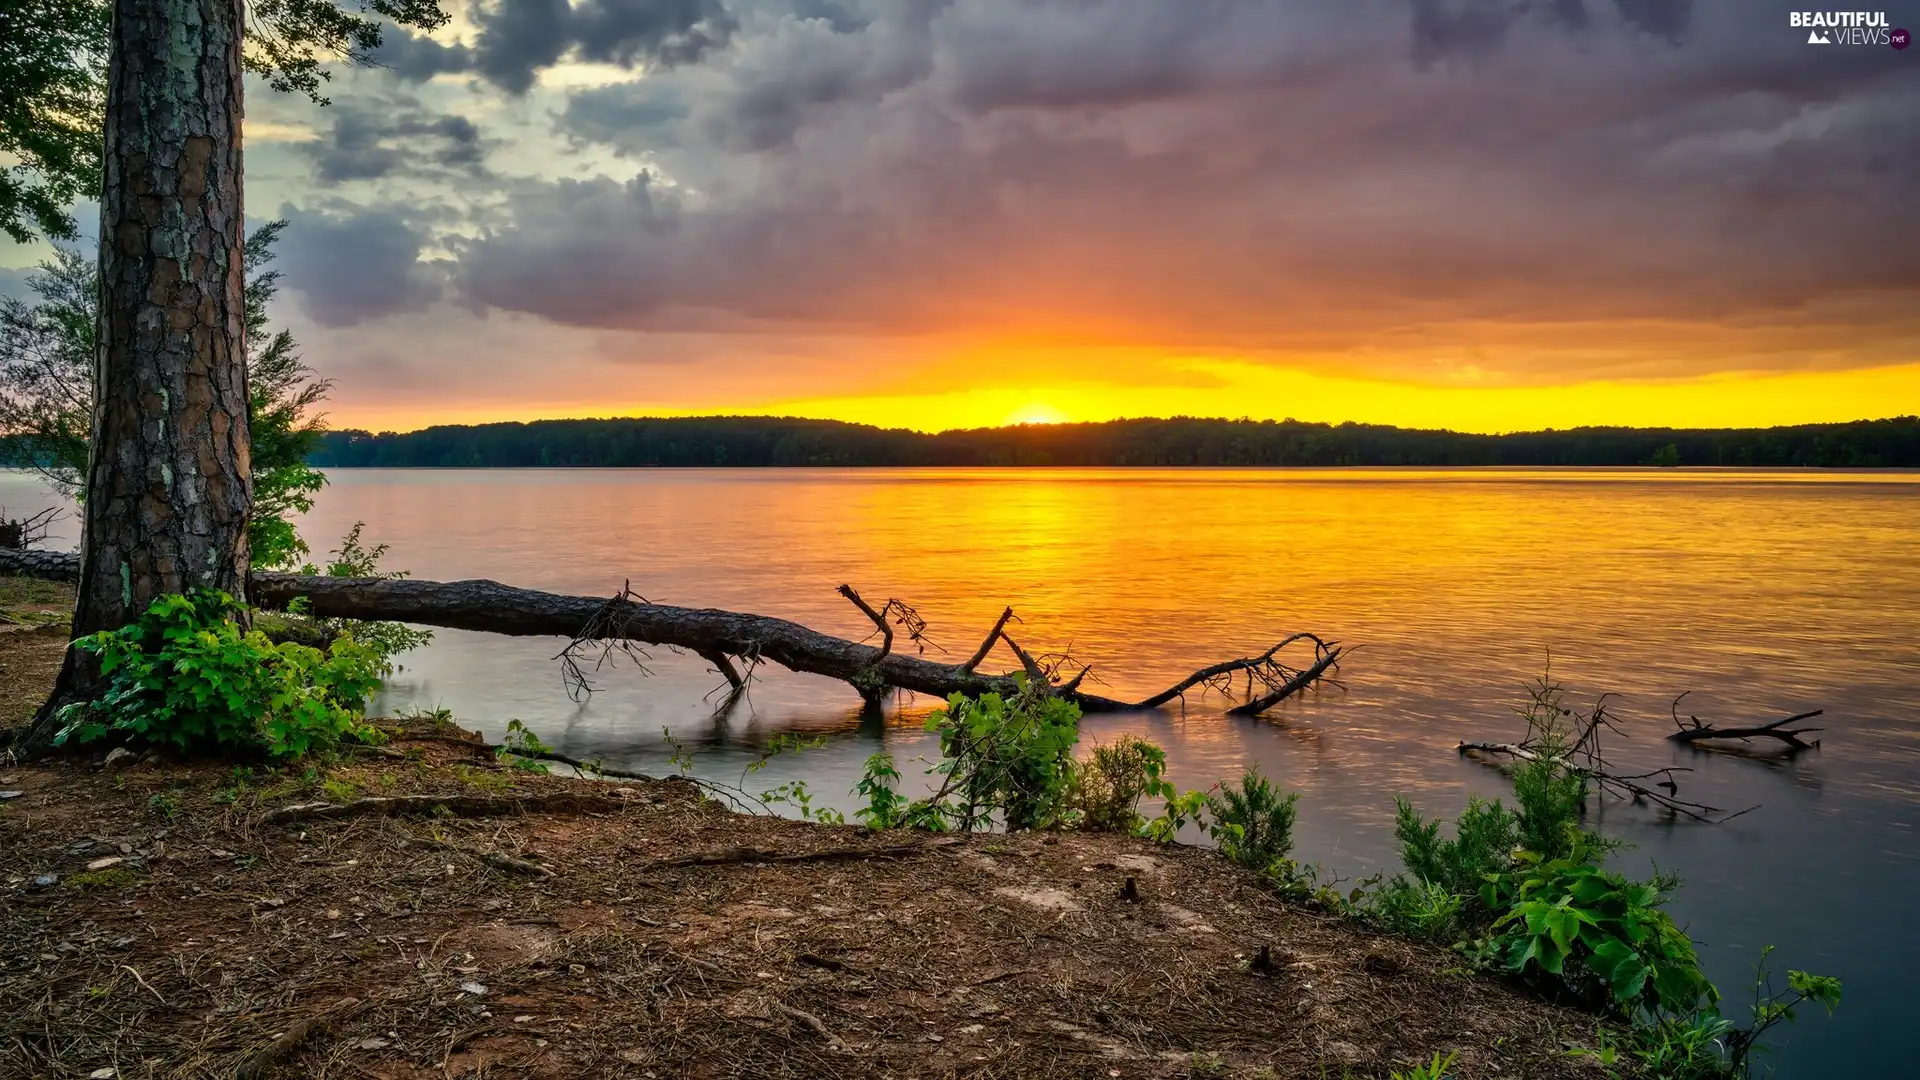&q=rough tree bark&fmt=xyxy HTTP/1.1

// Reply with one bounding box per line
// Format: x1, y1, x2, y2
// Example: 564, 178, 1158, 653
0, 552, 1344, 723
26, 0, 252, 754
